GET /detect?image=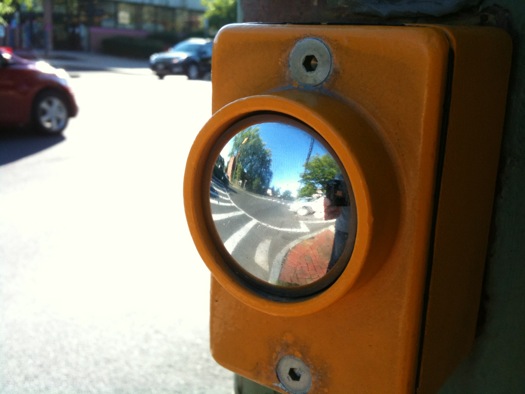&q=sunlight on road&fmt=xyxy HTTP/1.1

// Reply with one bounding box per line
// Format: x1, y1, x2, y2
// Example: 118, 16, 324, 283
6, 77, 213, 328
0, 74, 233, 393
